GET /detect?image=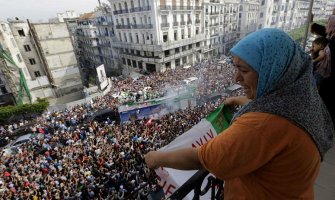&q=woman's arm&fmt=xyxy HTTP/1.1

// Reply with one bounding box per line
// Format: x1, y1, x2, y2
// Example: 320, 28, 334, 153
145, 148, 202, 170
